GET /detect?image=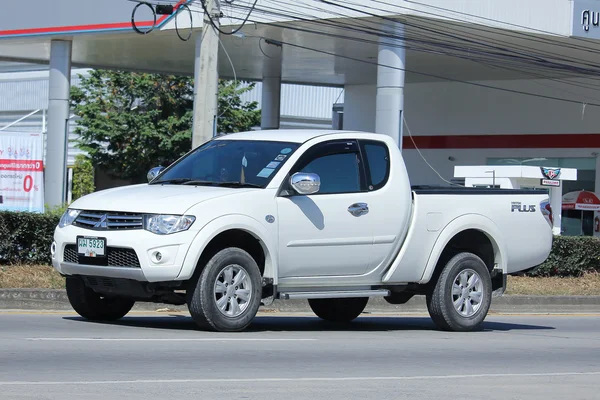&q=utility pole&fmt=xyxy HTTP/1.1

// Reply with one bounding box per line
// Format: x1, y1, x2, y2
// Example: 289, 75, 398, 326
192, 0, 221, 149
